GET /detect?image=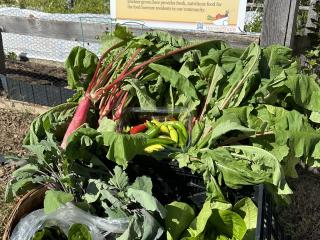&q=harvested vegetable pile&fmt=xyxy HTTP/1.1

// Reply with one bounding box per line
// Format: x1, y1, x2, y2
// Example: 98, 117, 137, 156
4, 26, 320, 239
